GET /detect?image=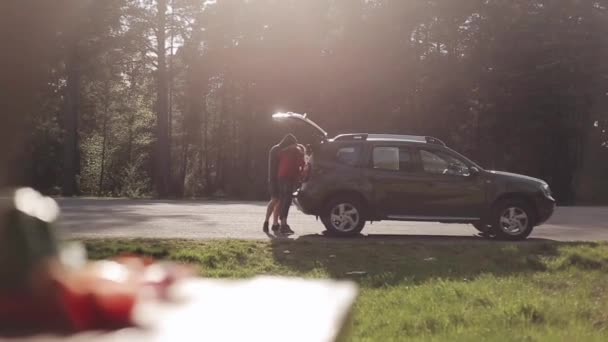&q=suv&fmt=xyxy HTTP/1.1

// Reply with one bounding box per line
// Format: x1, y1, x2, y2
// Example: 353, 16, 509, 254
273, 112, 556, 240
